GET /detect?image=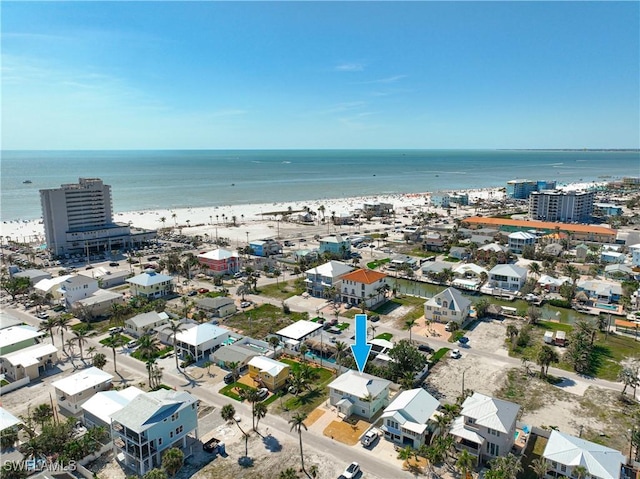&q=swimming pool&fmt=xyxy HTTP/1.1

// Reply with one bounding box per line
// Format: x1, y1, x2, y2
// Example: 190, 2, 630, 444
514, 431, 520, 441
596, 303, 618, 311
